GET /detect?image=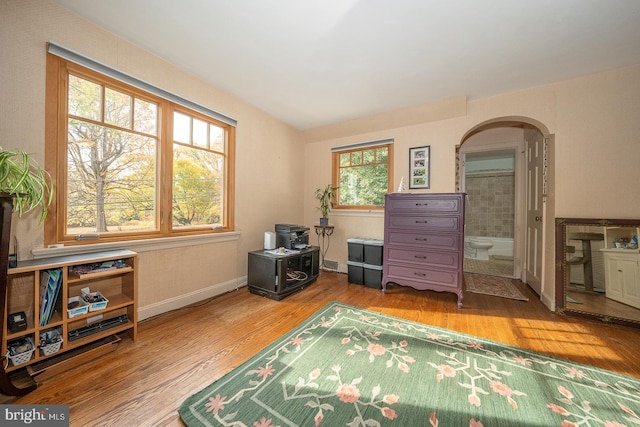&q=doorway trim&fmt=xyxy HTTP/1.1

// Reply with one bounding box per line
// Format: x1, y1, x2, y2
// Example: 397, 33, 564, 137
456, 116, 555, 309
